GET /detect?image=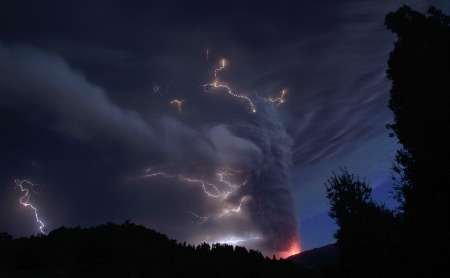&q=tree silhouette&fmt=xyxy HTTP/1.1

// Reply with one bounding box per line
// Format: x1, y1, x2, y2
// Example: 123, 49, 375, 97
325, 169, 398, 277
326, 6, 450, 278
385, 6, 450, 277
0, 222, 308, 278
